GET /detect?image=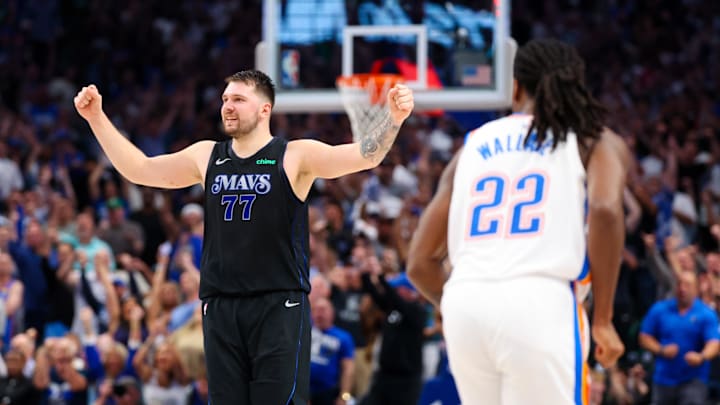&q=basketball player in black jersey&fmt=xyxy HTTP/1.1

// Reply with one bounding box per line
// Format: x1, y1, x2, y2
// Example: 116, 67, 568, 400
74, 70, 414, 405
